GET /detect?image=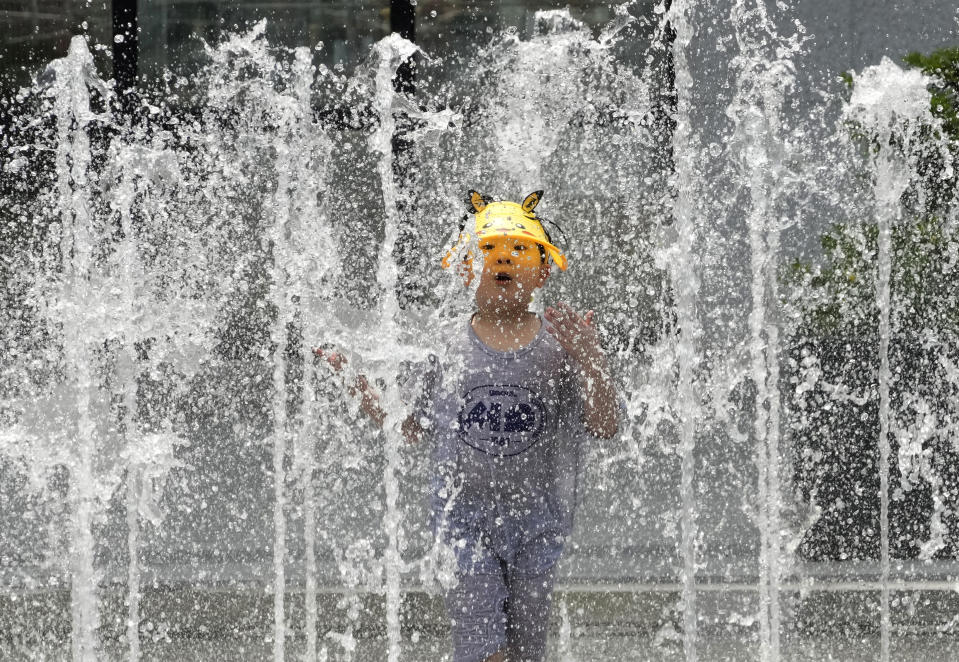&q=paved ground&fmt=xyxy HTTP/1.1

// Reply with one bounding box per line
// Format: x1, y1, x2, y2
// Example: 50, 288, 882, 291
2, 586, 958, 661
3, 631, 959, 661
